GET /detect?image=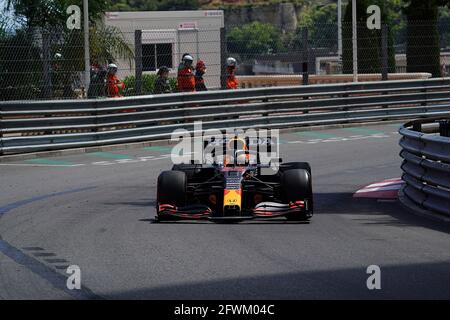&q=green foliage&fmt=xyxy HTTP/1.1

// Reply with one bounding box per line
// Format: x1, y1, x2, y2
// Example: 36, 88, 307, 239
227, 22, 284, 58
2, 0, 134, 99
404, 0, 450, 76
6, 0, 112, 28
342, 0, 396, 74
292, 3, 338, 50
439, 6, 450, 48
0, 30, 43, 100
123, 74, 177, 95
89, 25, 134, 66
